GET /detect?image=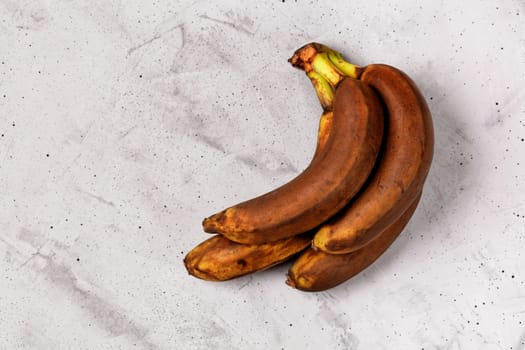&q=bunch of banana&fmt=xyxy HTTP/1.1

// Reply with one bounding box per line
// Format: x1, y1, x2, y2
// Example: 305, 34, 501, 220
184, 42, 434, 291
